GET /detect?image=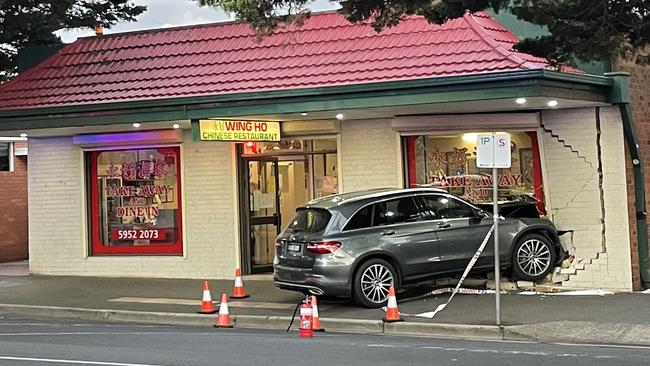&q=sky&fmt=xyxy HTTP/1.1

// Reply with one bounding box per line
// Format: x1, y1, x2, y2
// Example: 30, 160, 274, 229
56, 0, 339, 43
